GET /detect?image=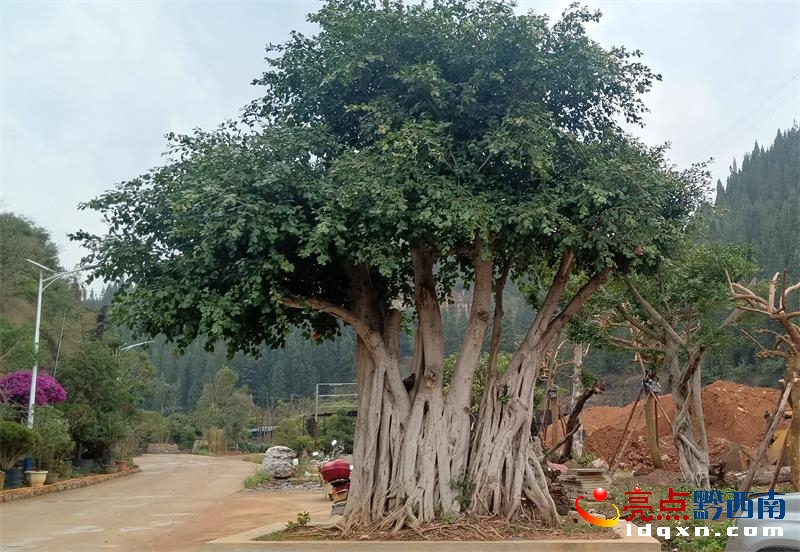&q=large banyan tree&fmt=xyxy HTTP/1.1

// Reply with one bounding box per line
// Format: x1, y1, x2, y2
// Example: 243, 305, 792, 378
74, 0, 706, 529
